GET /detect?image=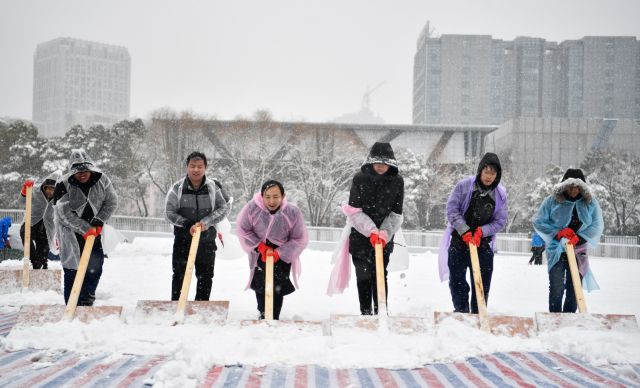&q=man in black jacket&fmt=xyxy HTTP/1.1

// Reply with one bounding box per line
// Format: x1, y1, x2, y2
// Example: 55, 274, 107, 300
348, 142, 404, 315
